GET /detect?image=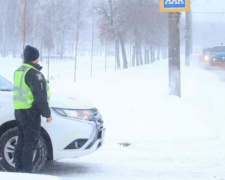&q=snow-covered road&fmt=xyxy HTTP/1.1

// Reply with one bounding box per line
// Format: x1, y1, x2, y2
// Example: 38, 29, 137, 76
38, 57, 225, 180
39, 138, 225, 180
